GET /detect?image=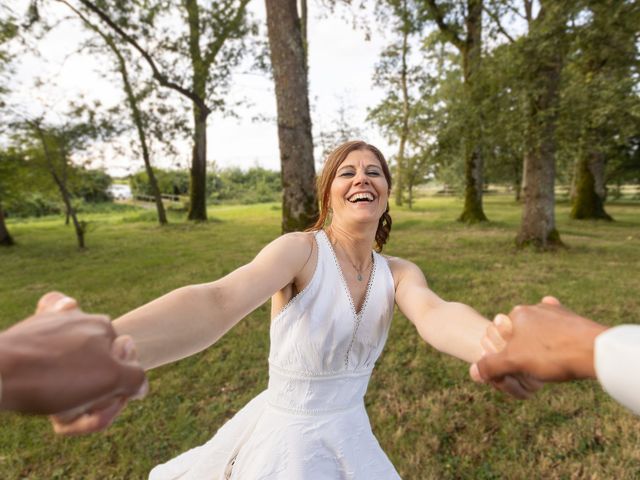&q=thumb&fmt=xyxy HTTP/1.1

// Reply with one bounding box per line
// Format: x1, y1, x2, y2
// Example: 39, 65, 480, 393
475, 350, 512, 383
469, 363, 485, 383
36, 292, 78, 315
111, 336, 148, 399
541, 296, 561, 306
